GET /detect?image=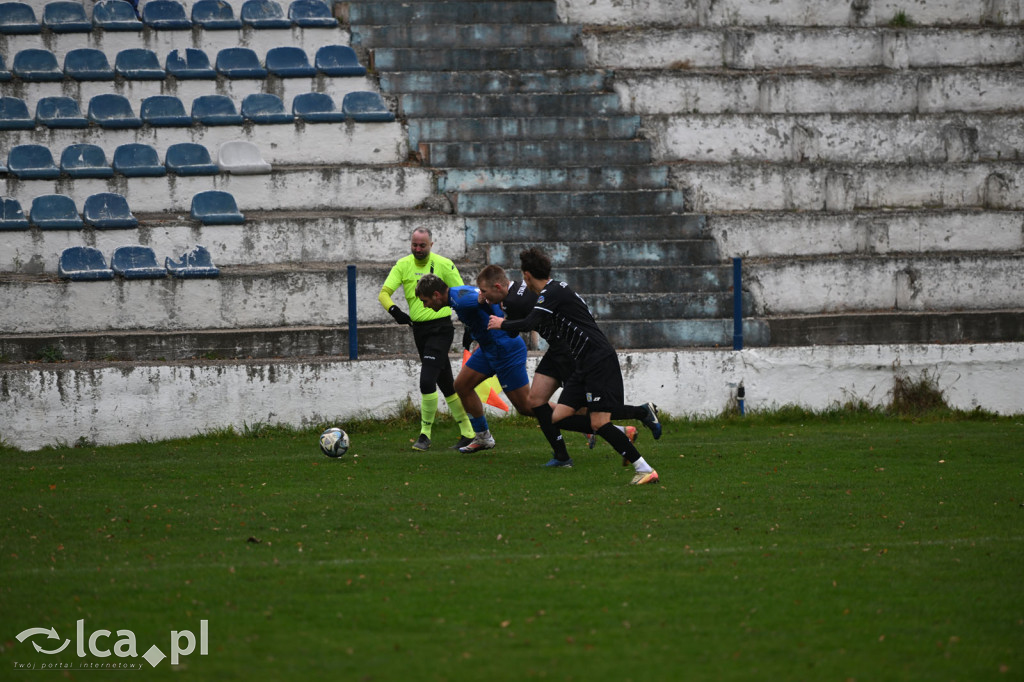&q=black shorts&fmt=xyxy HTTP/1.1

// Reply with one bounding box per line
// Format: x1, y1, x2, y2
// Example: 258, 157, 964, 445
557, 352, 624, 414
534, 346, 575, 385
412, 317, 455, 368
